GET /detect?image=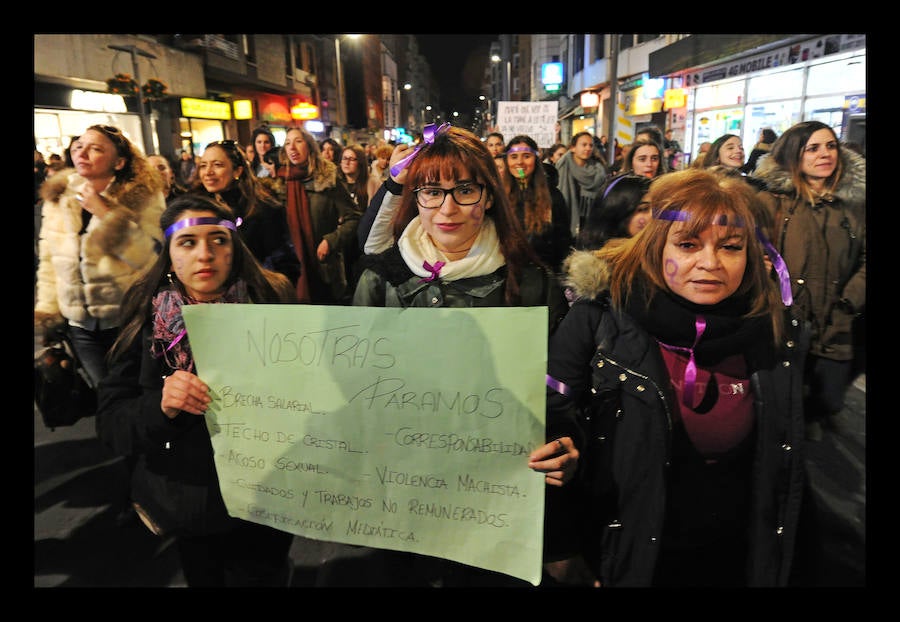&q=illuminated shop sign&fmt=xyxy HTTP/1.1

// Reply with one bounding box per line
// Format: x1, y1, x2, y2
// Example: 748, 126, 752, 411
181, 98, 232, 120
